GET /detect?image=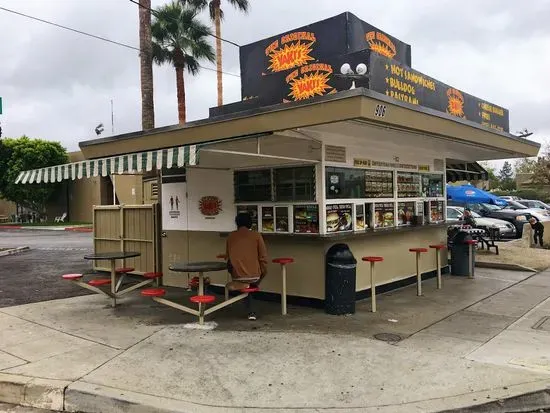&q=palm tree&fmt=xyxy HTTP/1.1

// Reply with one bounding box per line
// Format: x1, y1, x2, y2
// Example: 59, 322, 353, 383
138, 0, 155, 130
182, 0, 250, 107
152, 1, 215, 124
